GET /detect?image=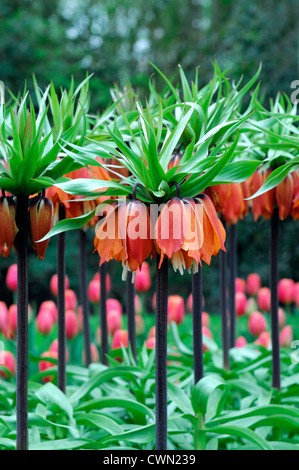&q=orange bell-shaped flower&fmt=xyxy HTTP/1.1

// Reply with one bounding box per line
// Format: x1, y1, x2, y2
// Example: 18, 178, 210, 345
220, 183, 245, 225
276, 174, 294, 220
30, 194, 54, 260
291, 171, 299, 220
249, 169, 275, 221
0, 194, 18, 258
